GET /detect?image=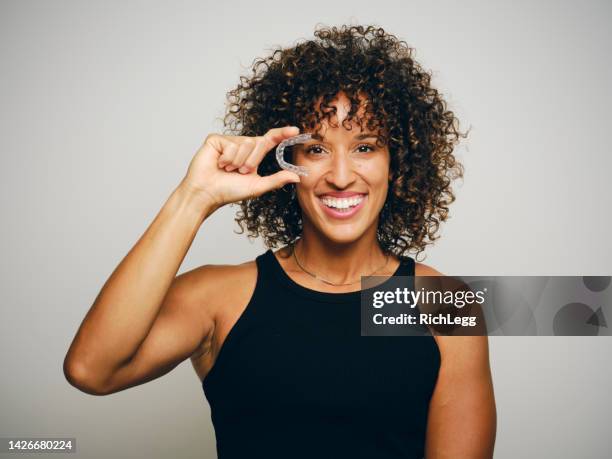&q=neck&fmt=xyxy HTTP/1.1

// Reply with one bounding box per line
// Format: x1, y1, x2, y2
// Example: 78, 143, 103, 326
293, 221, 391, 284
